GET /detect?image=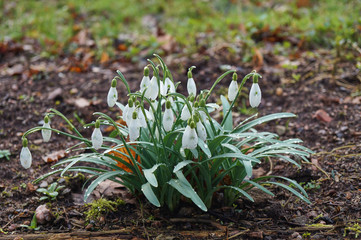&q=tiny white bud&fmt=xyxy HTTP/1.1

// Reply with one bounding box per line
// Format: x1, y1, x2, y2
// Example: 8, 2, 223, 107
91, 127, 103, 150
249, 83, 262, 108
129, 118, 140, 141
180, 104, 192, 121
228, 80, 238, 102
187, 77, 196, 96
41, 121, 52, 142
145, 76, 159, 100
20, 147, 32, 169
140, 75, 150, 93
107, 86, 118, 107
